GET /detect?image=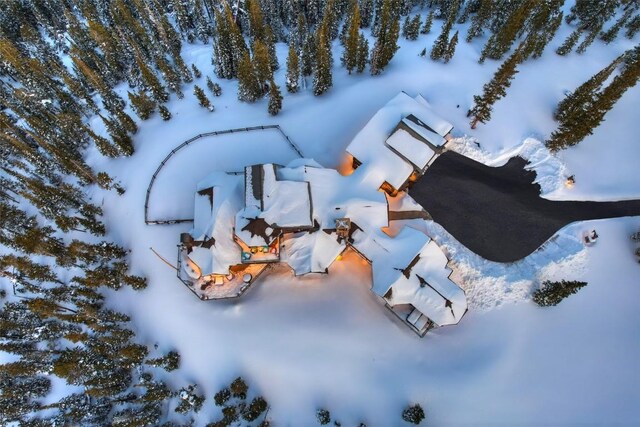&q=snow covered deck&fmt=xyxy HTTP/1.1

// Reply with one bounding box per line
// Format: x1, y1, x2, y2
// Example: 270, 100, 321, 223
178, 250, 268, 300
